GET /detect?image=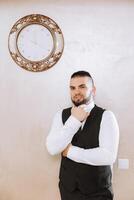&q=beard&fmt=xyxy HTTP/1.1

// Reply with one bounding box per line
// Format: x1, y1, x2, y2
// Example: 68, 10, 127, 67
71, 93, 92, 107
